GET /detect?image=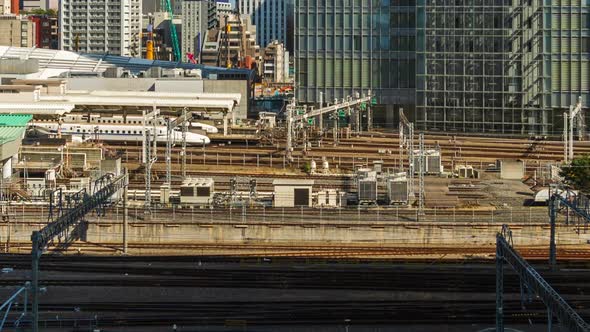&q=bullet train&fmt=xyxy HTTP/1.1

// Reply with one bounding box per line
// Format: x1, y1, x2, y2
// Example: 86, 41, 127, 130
62, 114, 219, 134
30, 122, 211, 145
